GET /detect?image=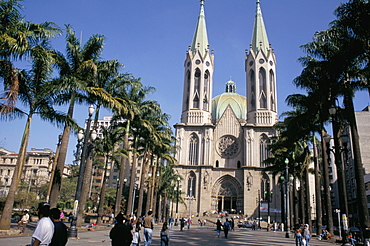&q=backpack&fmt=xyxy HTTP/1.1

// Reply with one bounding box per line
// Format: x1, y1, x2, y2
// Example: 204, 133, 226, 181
224, 221, 230, 230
